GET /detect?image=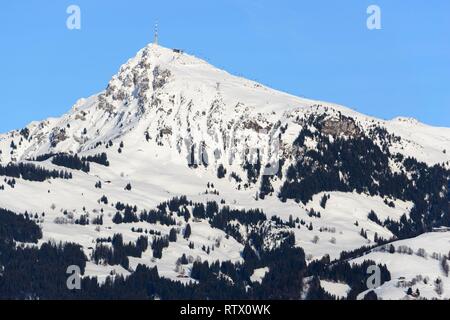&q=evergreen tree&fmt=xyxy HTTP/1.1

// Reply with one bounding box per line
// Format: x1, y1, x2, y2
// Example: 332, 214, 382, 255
217, 164, 227, 179
169, 228, 177, 242
184, 224, 192, 239
112, 212, 123, 224
407, 287, 413, 296
363, 290, 378, 300
180, 254, 189, 265
320, 194, 328, 209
